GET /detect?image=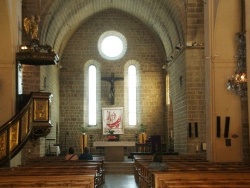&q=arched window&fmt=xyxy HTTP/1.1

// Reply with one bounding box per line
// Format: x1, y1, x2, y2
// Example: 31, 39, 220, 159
166, 74, 170, 105
88, 65, 96, 125
128, 65, 137, 125
84, 61, 101, 127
